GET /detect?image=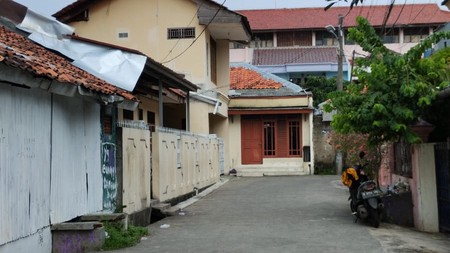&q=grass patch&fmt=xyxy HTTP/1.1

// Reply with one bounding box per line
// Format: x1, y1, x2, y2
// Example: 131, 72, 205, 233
102, 222, 149, 250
